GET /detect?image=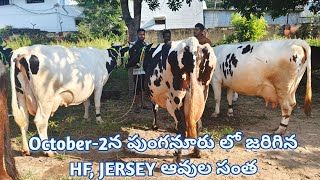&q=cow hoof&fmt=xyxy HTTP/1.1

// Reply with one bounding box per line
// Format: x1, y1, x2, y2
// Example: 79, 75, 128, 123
82, 118, 91, 123
273, 128, 286, 135
227, 113, 234, 117
96, 120, 104, 124
45, 151, 57, 157
173, 153, 182, 163
210, 113, 219, 118
192, 148, 201, 158
151, 125, 159, 130
21, 149, 31, 156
